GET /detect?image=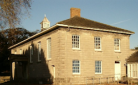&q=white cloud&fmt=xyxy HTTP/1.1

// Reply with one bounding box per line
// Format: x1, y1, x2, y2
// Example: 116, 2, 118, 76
110, 19, 130, 25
